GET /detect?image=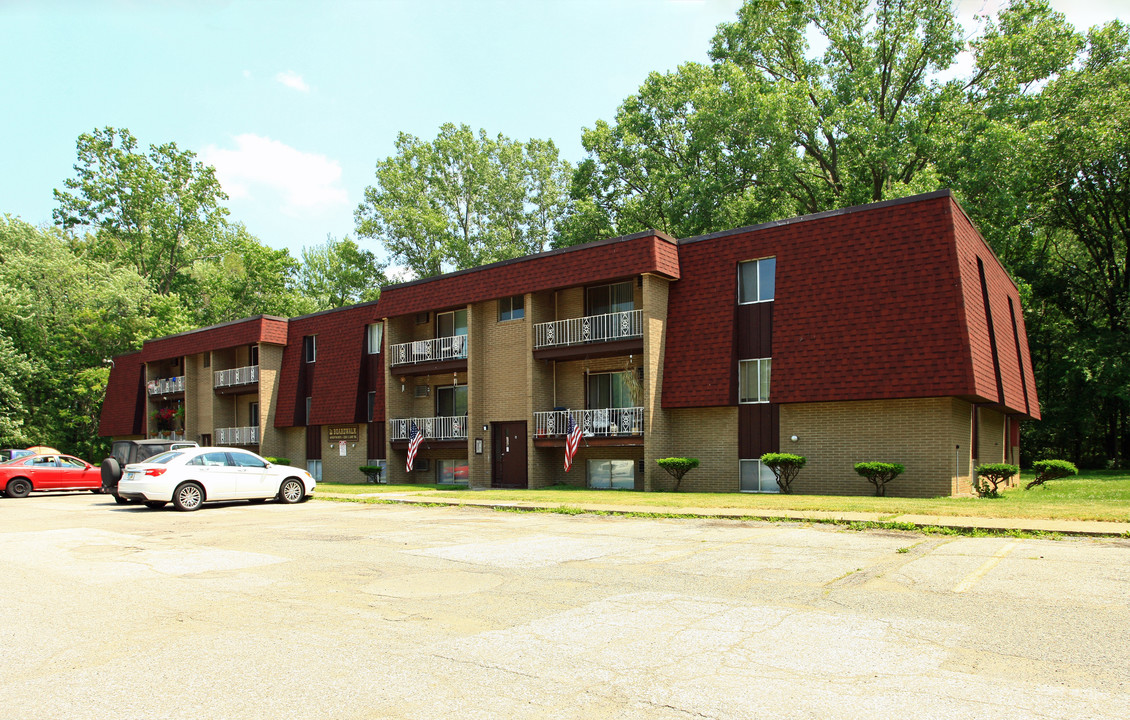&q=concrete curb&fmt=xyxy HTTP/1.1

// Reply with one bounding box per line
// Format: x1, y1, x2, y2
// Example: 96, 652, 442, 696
315, 493, 1130, 538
